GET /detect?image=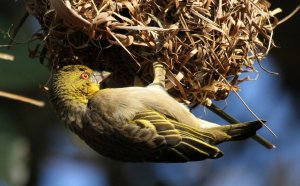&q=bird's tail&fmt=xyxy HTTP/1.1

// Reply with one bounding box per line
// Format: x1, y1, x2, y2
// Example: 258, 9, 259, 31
208, 120, 264, 145
158, 120, 264, 161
